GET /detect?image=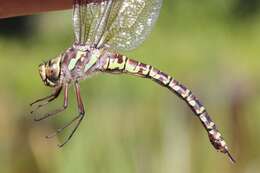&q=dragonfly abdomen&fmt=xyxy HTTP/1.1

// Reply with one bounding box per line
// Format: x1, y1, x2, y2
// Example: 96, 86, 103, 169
101, 53, 206, 115
99, 53, 235, 162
